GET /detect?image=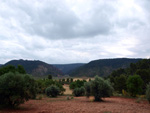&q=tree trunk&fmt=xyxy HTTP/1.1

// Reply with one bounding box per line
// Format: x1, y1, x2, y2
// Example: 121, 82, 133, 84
94, 96, 103, 102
